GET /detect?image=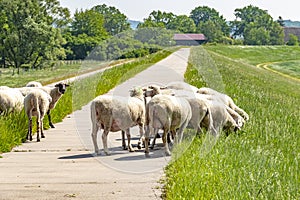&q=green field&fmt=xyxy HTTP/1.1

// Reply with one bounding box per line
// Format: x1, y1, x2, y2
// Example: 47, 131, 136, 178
165, 45, 300, 199
0, 60, 127, 87
268, 61, 300, 79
